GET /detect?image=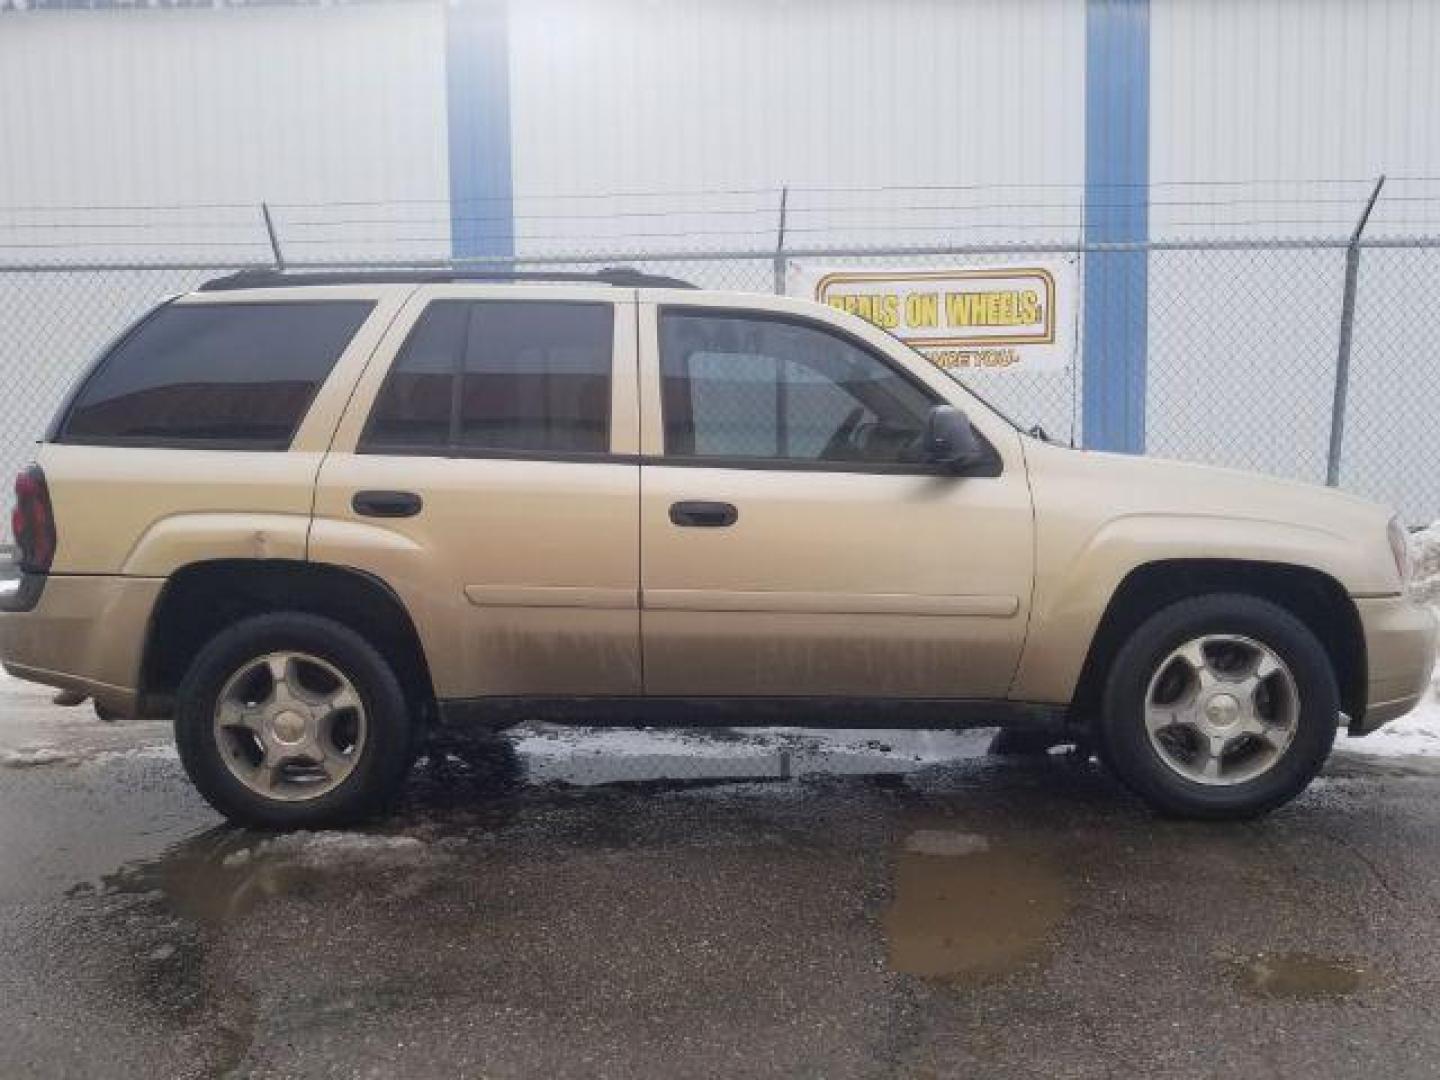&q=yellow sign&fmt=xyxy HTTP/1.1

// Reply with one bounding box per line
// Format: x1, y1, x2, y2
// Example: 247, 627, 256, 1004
787, 262, 1077, 373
